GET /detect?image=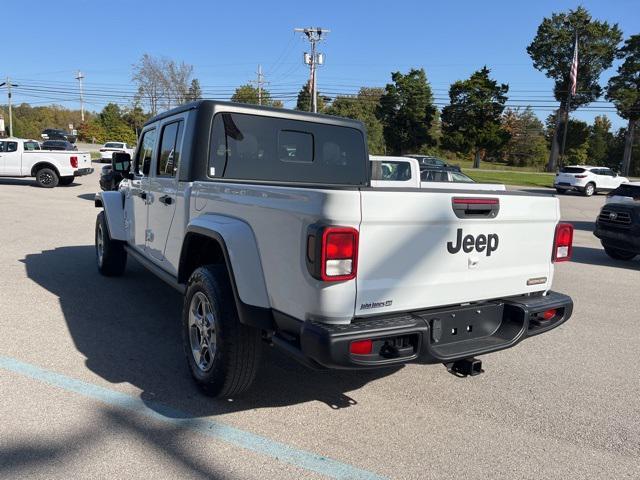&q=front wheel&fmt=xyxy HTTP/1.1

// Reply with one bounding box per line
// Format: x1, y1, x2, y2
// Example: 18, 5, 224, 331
583, 183, 595, 197
35, 167, 59, 188
603, 243, 637, 261
95, 211, 127, 276
182, 265, 261, 397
